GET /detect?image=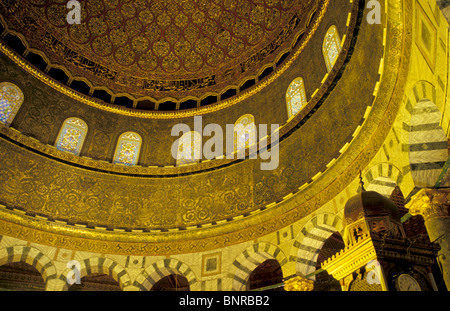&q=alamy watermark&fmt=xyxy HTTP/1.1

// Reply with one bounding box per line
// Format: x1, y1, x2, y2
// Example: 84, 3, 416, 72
367, 0, 382, 24
366, 260, 382, 285
171, 116, 279, 171
66, 0, 382, 26
66, 0, 81, 25
66, 260, 81, 285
